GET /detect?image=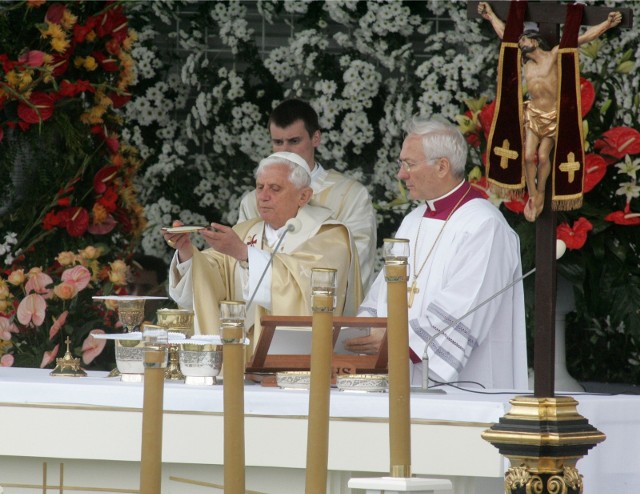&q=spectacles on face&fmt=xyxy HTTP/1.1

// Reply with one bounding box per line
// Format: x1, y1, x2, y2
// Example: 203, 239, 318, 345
396, 158, 437, 172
